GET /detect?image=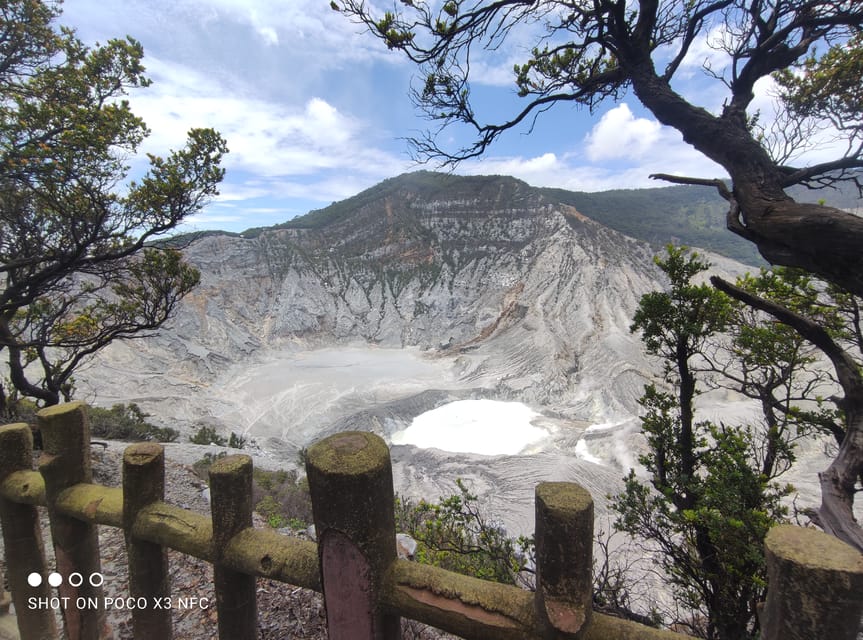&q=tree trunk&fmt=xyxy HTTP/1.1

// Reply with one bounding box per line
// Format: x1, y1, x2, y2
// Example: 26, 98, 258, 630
731, 191, 863, 298
817, 408, 863, 552
711, 276, 863, 552
627, 62, 863, 298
